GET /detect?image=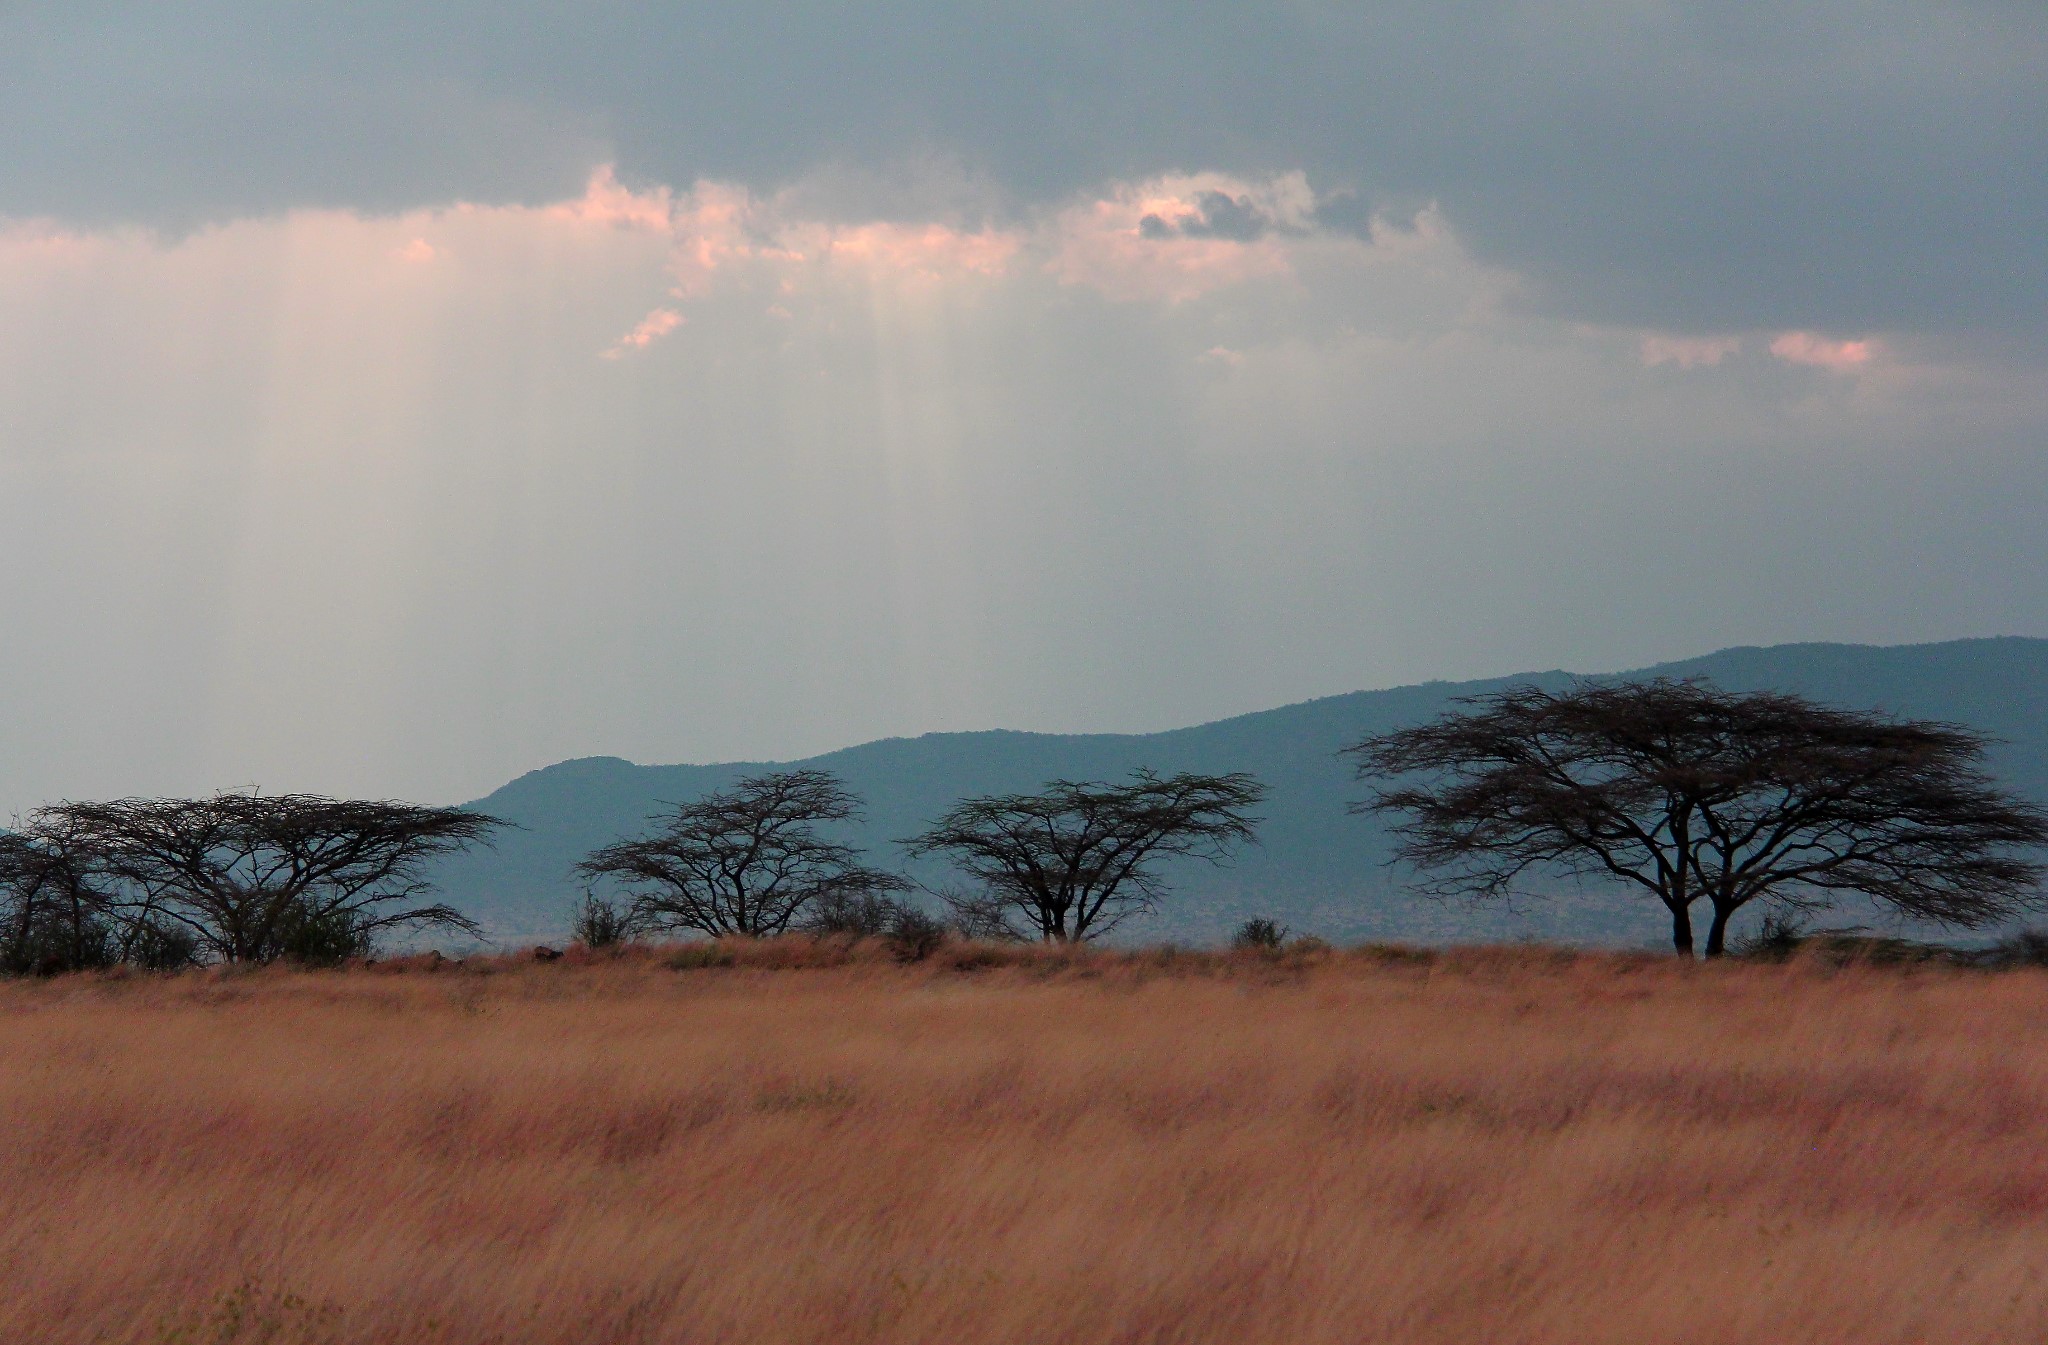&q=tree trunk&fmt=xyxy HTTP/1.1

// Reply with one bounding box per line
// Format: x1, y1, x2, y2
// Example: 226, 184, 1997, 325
1704, 902, 1735, 958
1668, 900, 1694, 957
